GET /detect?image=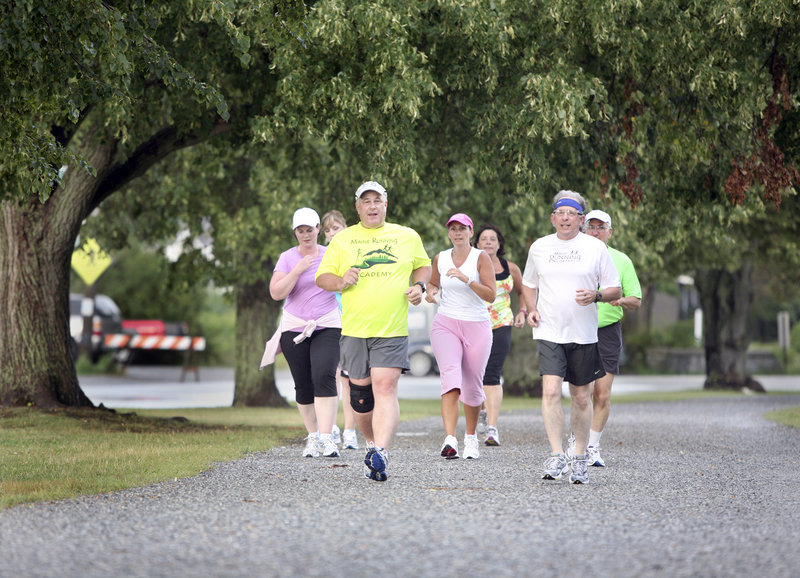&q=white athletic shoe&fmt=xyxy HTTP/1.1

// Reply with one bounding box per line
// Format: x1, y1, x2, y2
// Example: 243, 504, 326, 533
477, 409, 488, 437
331, 424, 341, 446
342, 429, 359, 450
302, 434, 320, 458
320, 434, 340, 458
440, 435, 459, 459
463, 435, 480, 459
587, 445, 606, 467
565, 432, 576, 460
